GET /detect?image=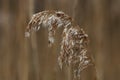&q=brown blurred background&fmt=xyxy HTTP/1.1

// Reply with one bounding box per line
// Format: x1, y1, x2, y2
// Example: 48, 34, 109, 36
0, 0, 120, 80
